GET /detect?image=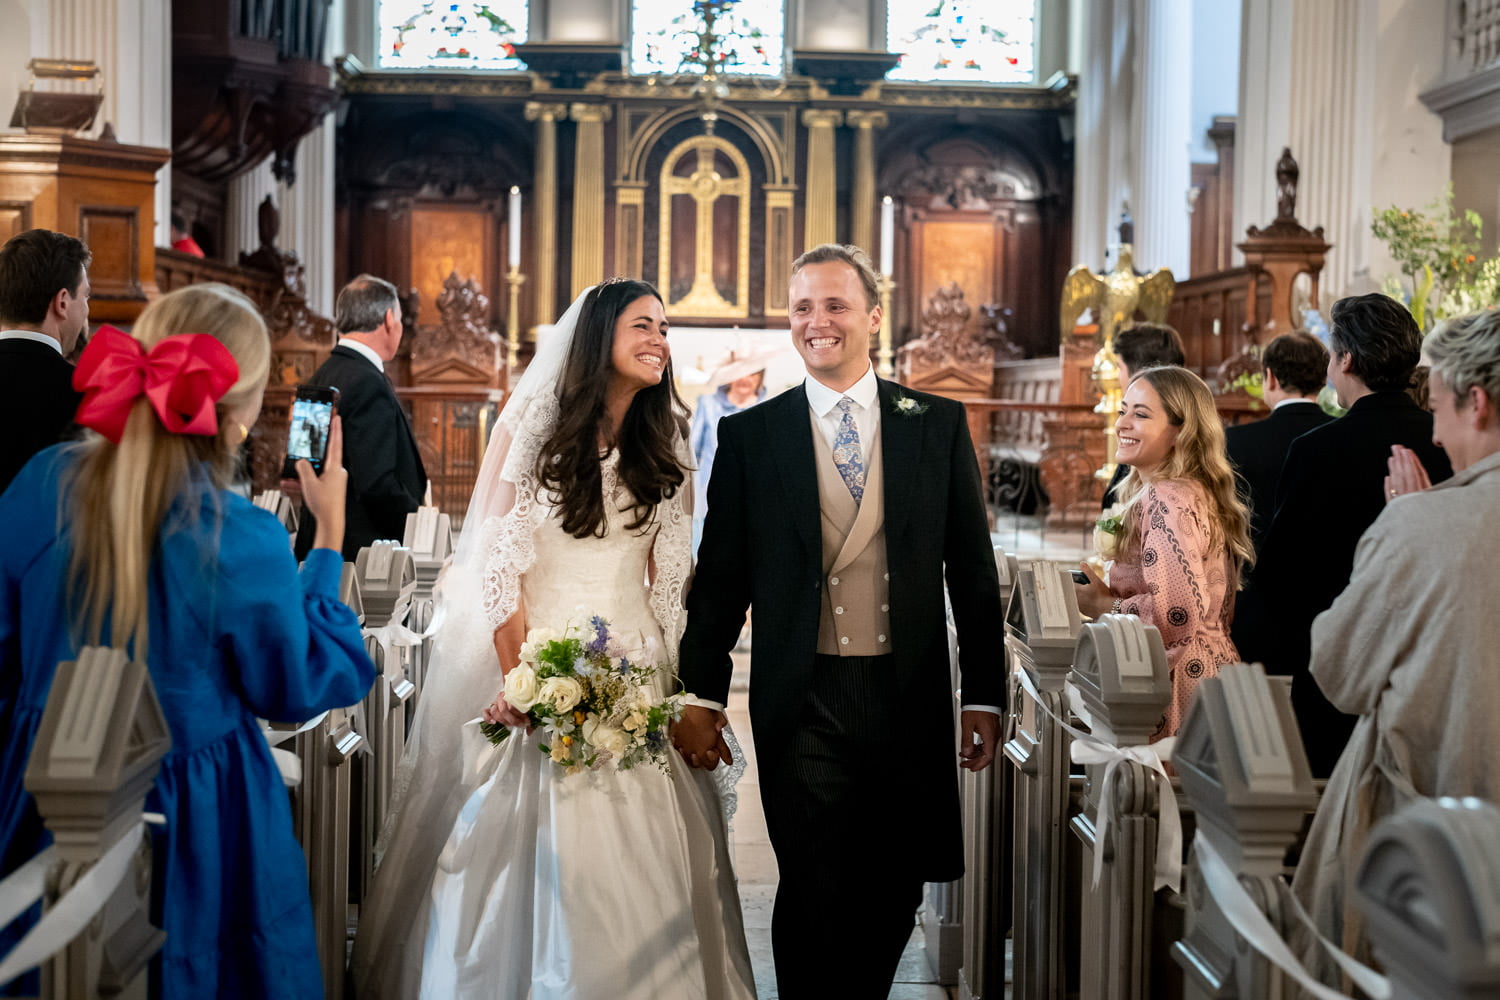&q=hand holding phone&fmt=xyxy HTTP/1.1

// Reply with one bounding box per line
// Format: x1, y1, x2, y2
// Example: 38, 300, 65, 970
282, 385, 339, 479
297, 415, 347, 554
